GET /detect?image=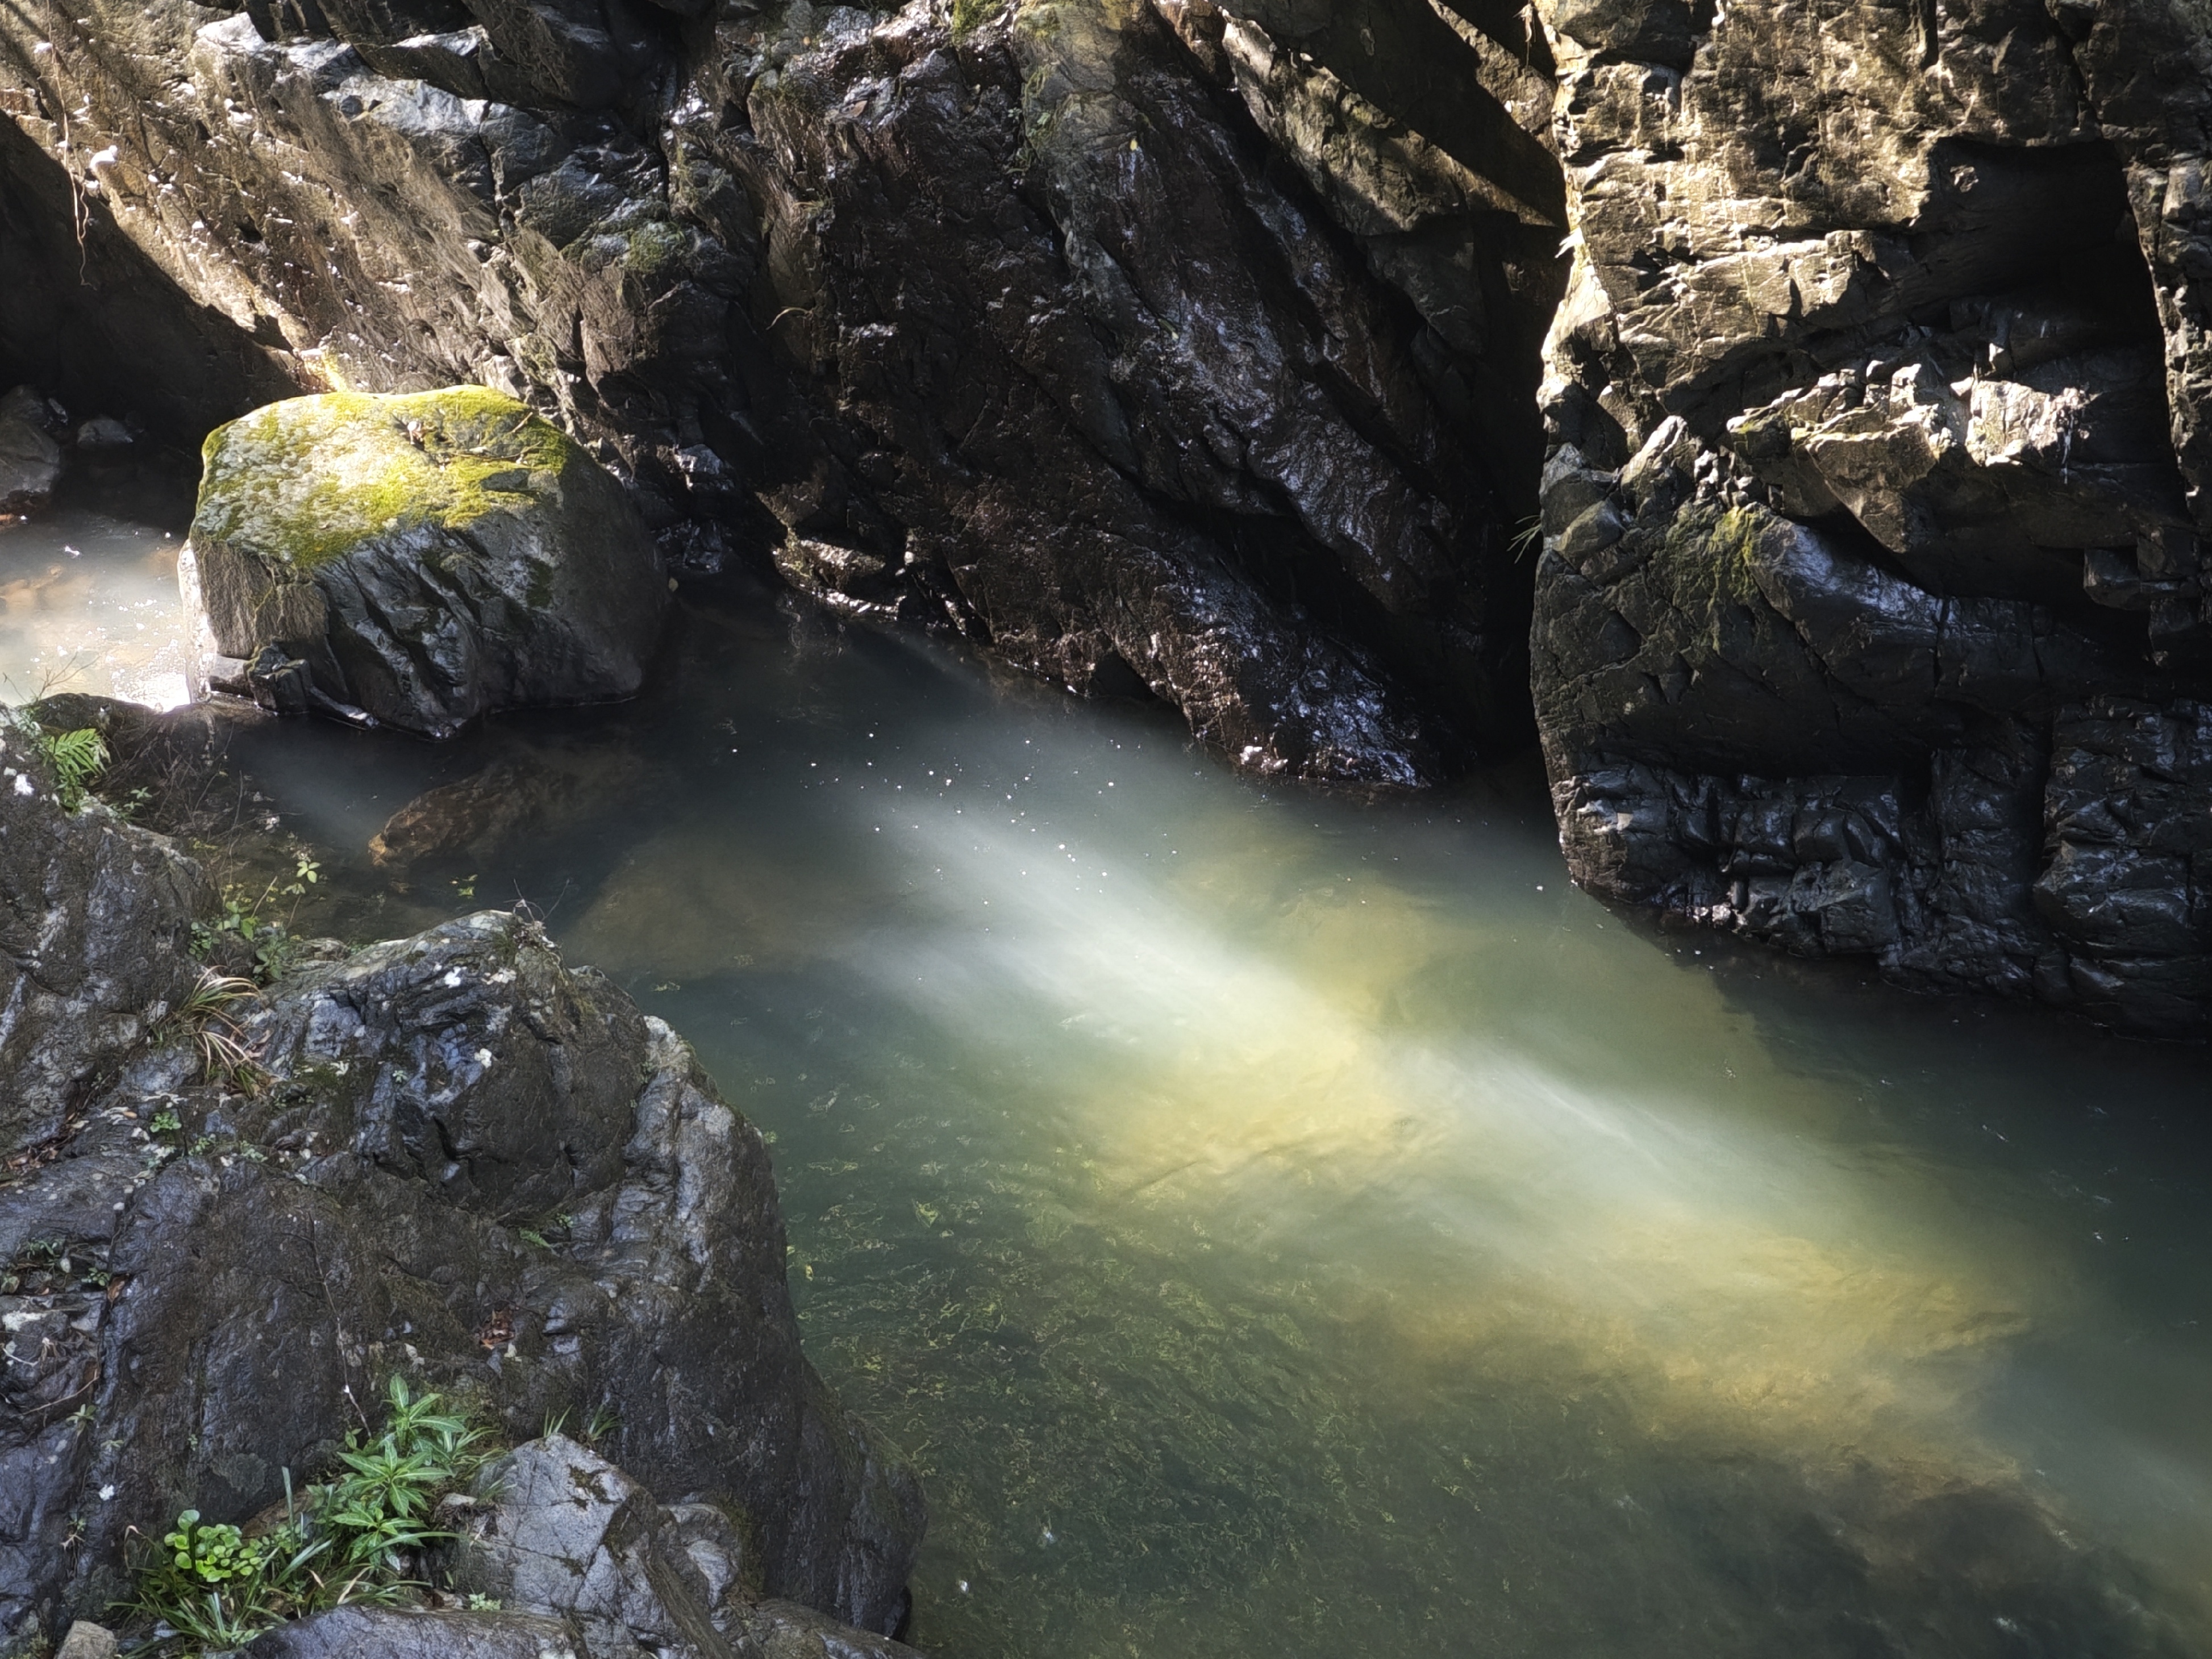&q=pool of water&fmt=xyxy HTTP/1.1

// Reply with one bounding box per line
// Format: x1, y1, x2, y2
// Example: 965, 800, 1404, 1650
15, 499, 2212, 1657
